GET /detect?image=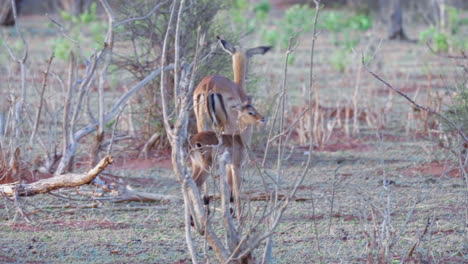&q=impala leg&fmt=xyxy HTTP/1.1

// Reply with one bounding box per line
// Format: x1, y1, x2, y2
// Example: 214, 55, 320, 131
227, 164, 242, 219
191, 163, 211, 232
